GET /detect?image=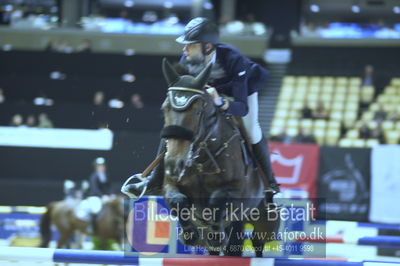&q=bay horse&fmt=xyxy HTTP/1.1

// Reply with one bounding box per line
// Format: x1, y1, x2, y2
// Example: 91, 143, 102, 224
39, 194, 124, 250
159, 58, 280, 256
